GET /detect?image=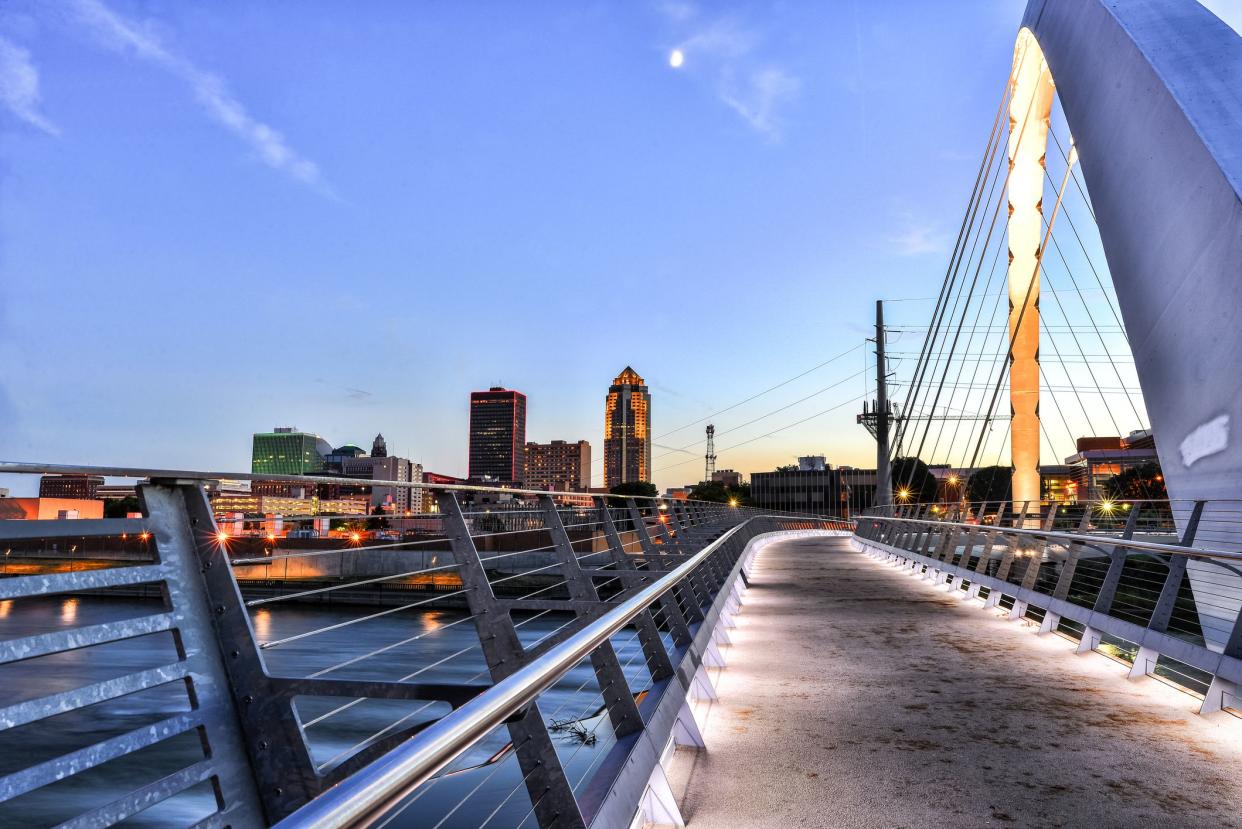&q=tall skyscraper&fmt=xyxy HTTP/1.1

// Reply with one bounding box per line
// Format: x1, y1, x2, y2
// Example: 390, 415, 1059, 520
526, 440, 591, 492
604, 367, 651, 487
251, 427, 334, 475
468, 387, 527, 483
